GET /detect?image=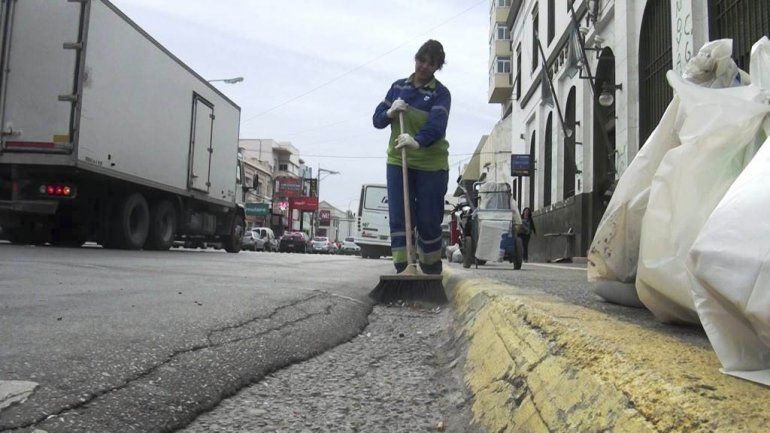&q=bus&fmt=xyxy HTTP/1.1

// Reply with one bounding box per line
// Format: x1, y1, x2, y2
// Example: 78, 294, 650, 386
355, 184, 391, 259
